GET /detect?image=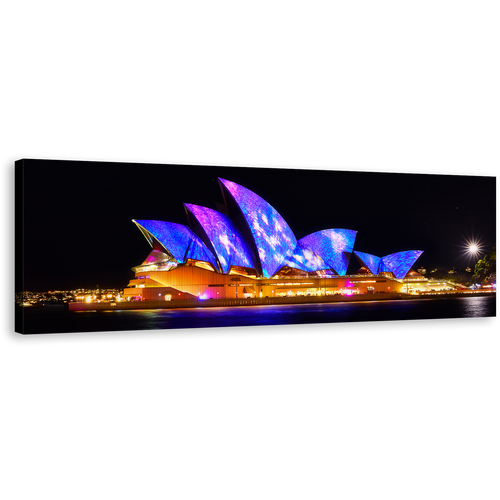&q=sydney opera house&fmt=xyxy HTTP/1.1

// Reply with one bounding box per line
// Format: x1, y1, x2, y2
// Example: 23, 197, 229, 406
123, 178, 423, 302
